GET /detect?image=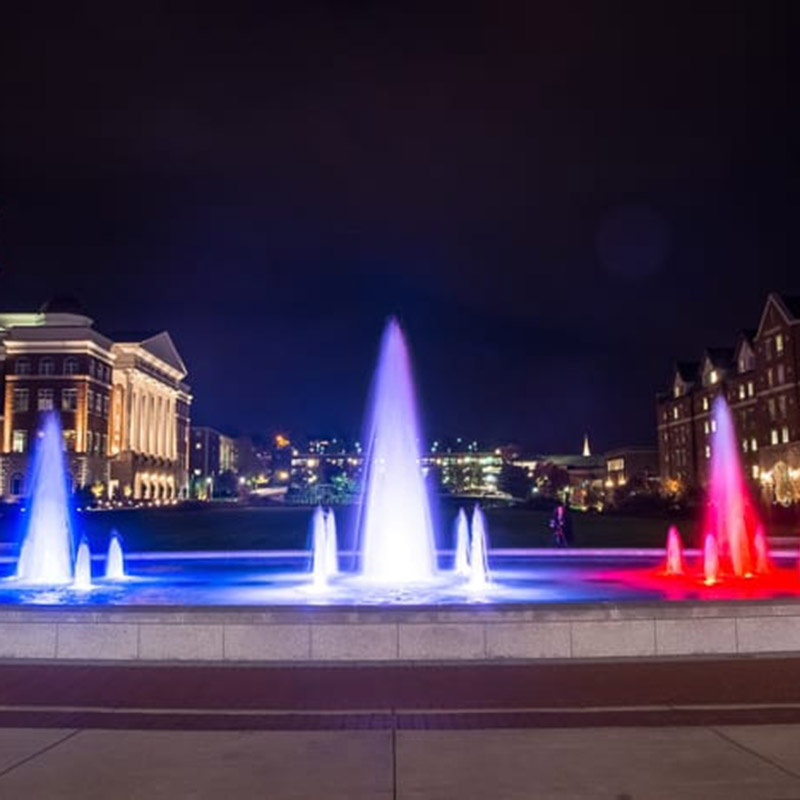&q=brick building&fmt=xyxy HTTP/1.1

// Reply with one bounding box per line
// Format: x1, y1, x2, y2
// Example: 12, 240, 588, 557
657, 293, 800, 505
0, 300, 192, 501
